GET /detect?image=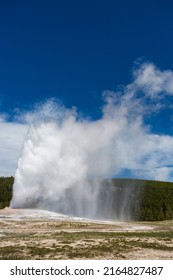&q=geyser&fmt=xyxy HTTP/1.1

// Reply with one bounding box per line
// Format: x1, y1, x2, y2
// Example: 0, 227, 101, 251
10, 102, 126, 219
10, 62, 173, 220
